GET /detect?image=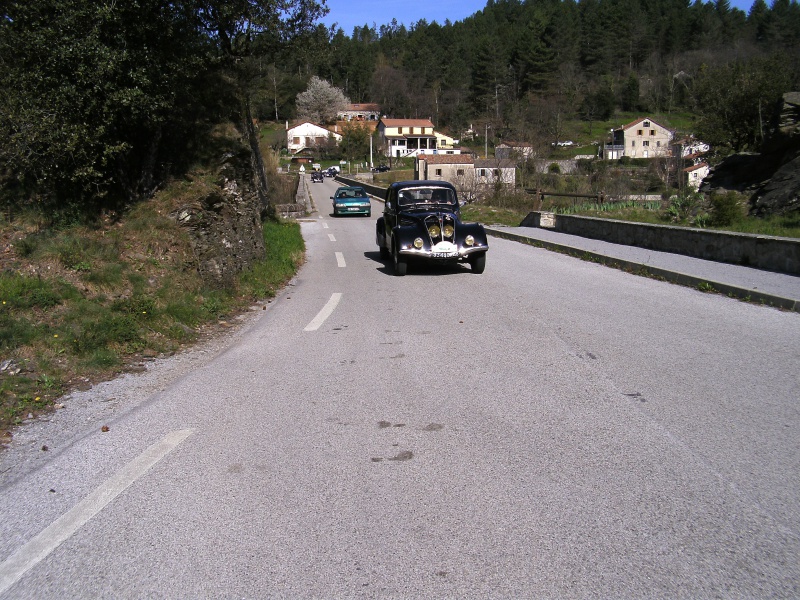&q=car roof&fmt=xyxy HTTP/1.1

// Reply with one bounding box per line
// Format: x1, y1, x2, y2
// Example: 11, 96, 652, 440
389, 180, 457, 192
336, 186, 365, 192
